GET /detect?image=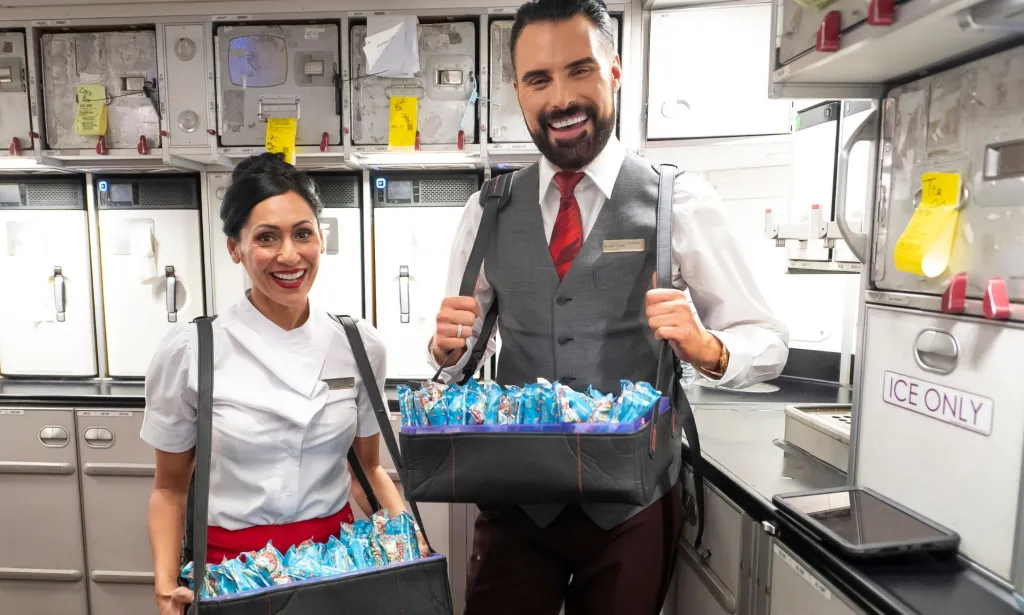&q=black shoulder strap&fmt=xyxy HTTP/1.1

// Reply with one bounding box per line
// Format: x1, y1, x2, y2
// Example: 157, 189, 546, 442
331, 314, 432, 553
431, 171, 514, 385
653, 163, 709, 558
